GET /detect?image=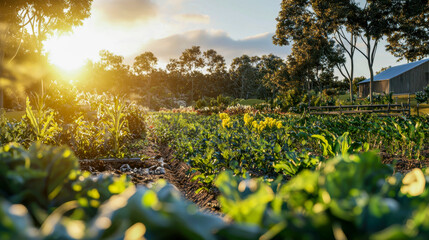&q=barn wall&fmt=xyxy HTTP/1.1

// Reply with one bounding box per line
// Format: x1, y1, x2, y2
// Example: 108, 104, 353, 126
358, 80, 389, 97
390, 61, 429, 94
